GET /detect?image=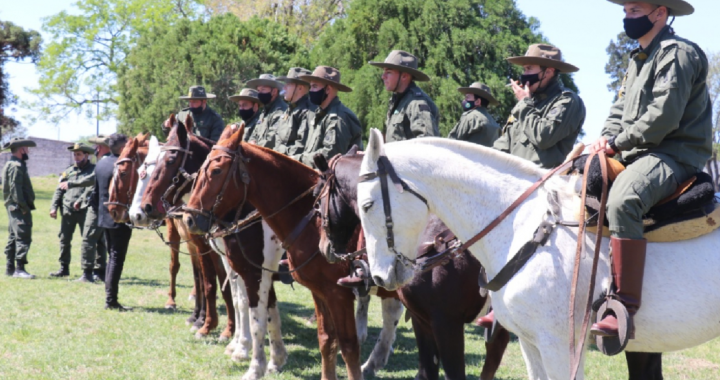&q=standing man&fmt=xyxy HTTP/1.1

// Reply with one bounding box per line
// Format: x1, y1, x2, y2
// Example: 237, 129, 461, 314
448, 82, 501, 147
163, 86, 225, 142
246, 74, 288, 149
292, 66, 363, 167
369, 50, 439, 142
493, 44, 586, 169
2, 138, 36, 279
91, 133, 133, 311
49, 143, 96, 279
274, 67, 314, 156
590, 0, 710, 339
228, 88, 262, 142
78, 135, 110, 282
